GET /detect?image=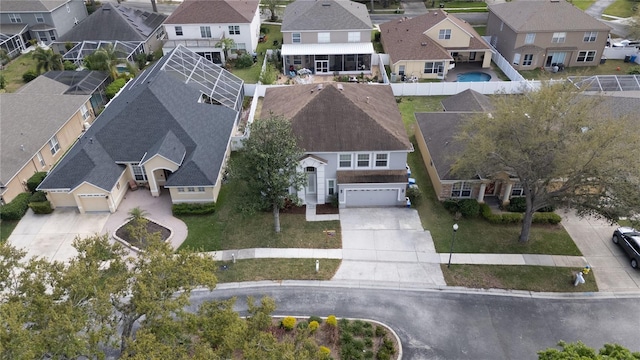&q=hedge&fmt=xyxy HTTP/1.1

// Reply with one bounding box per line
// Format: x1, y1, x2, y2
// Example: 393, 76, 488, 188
0, 192, 31, 220
27, 172, 47, 193
30, 191, 47, 203
479, 203, 561, 225
29, 201, 54, 214
506, 197, 555, 213
442, 198, 480, 217
172, 202, 216, 216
